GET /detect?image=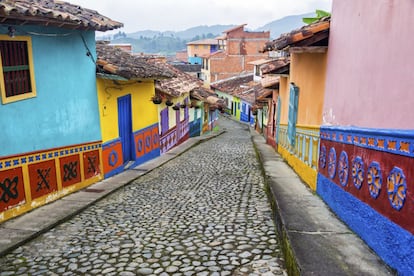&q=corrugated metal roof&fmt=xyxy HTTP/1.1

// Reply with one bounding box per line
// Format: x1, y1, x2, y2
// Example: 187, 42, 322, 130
0, 0, 123, 31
